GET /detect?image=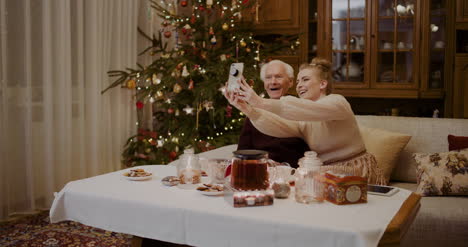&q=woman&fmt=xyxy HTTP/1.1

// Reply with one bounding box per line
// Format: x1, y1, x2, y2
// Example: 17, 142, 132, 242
225, 58, 384, 184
